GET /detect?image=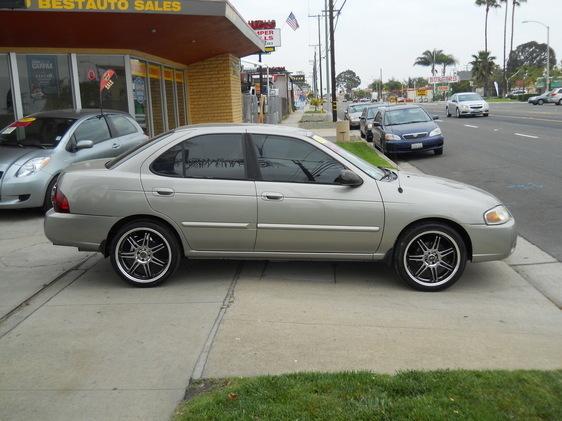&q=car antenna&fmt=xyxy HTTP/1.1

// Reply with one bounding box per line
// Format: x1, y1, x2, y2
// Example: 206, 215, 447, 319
396, 169, 404, 194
